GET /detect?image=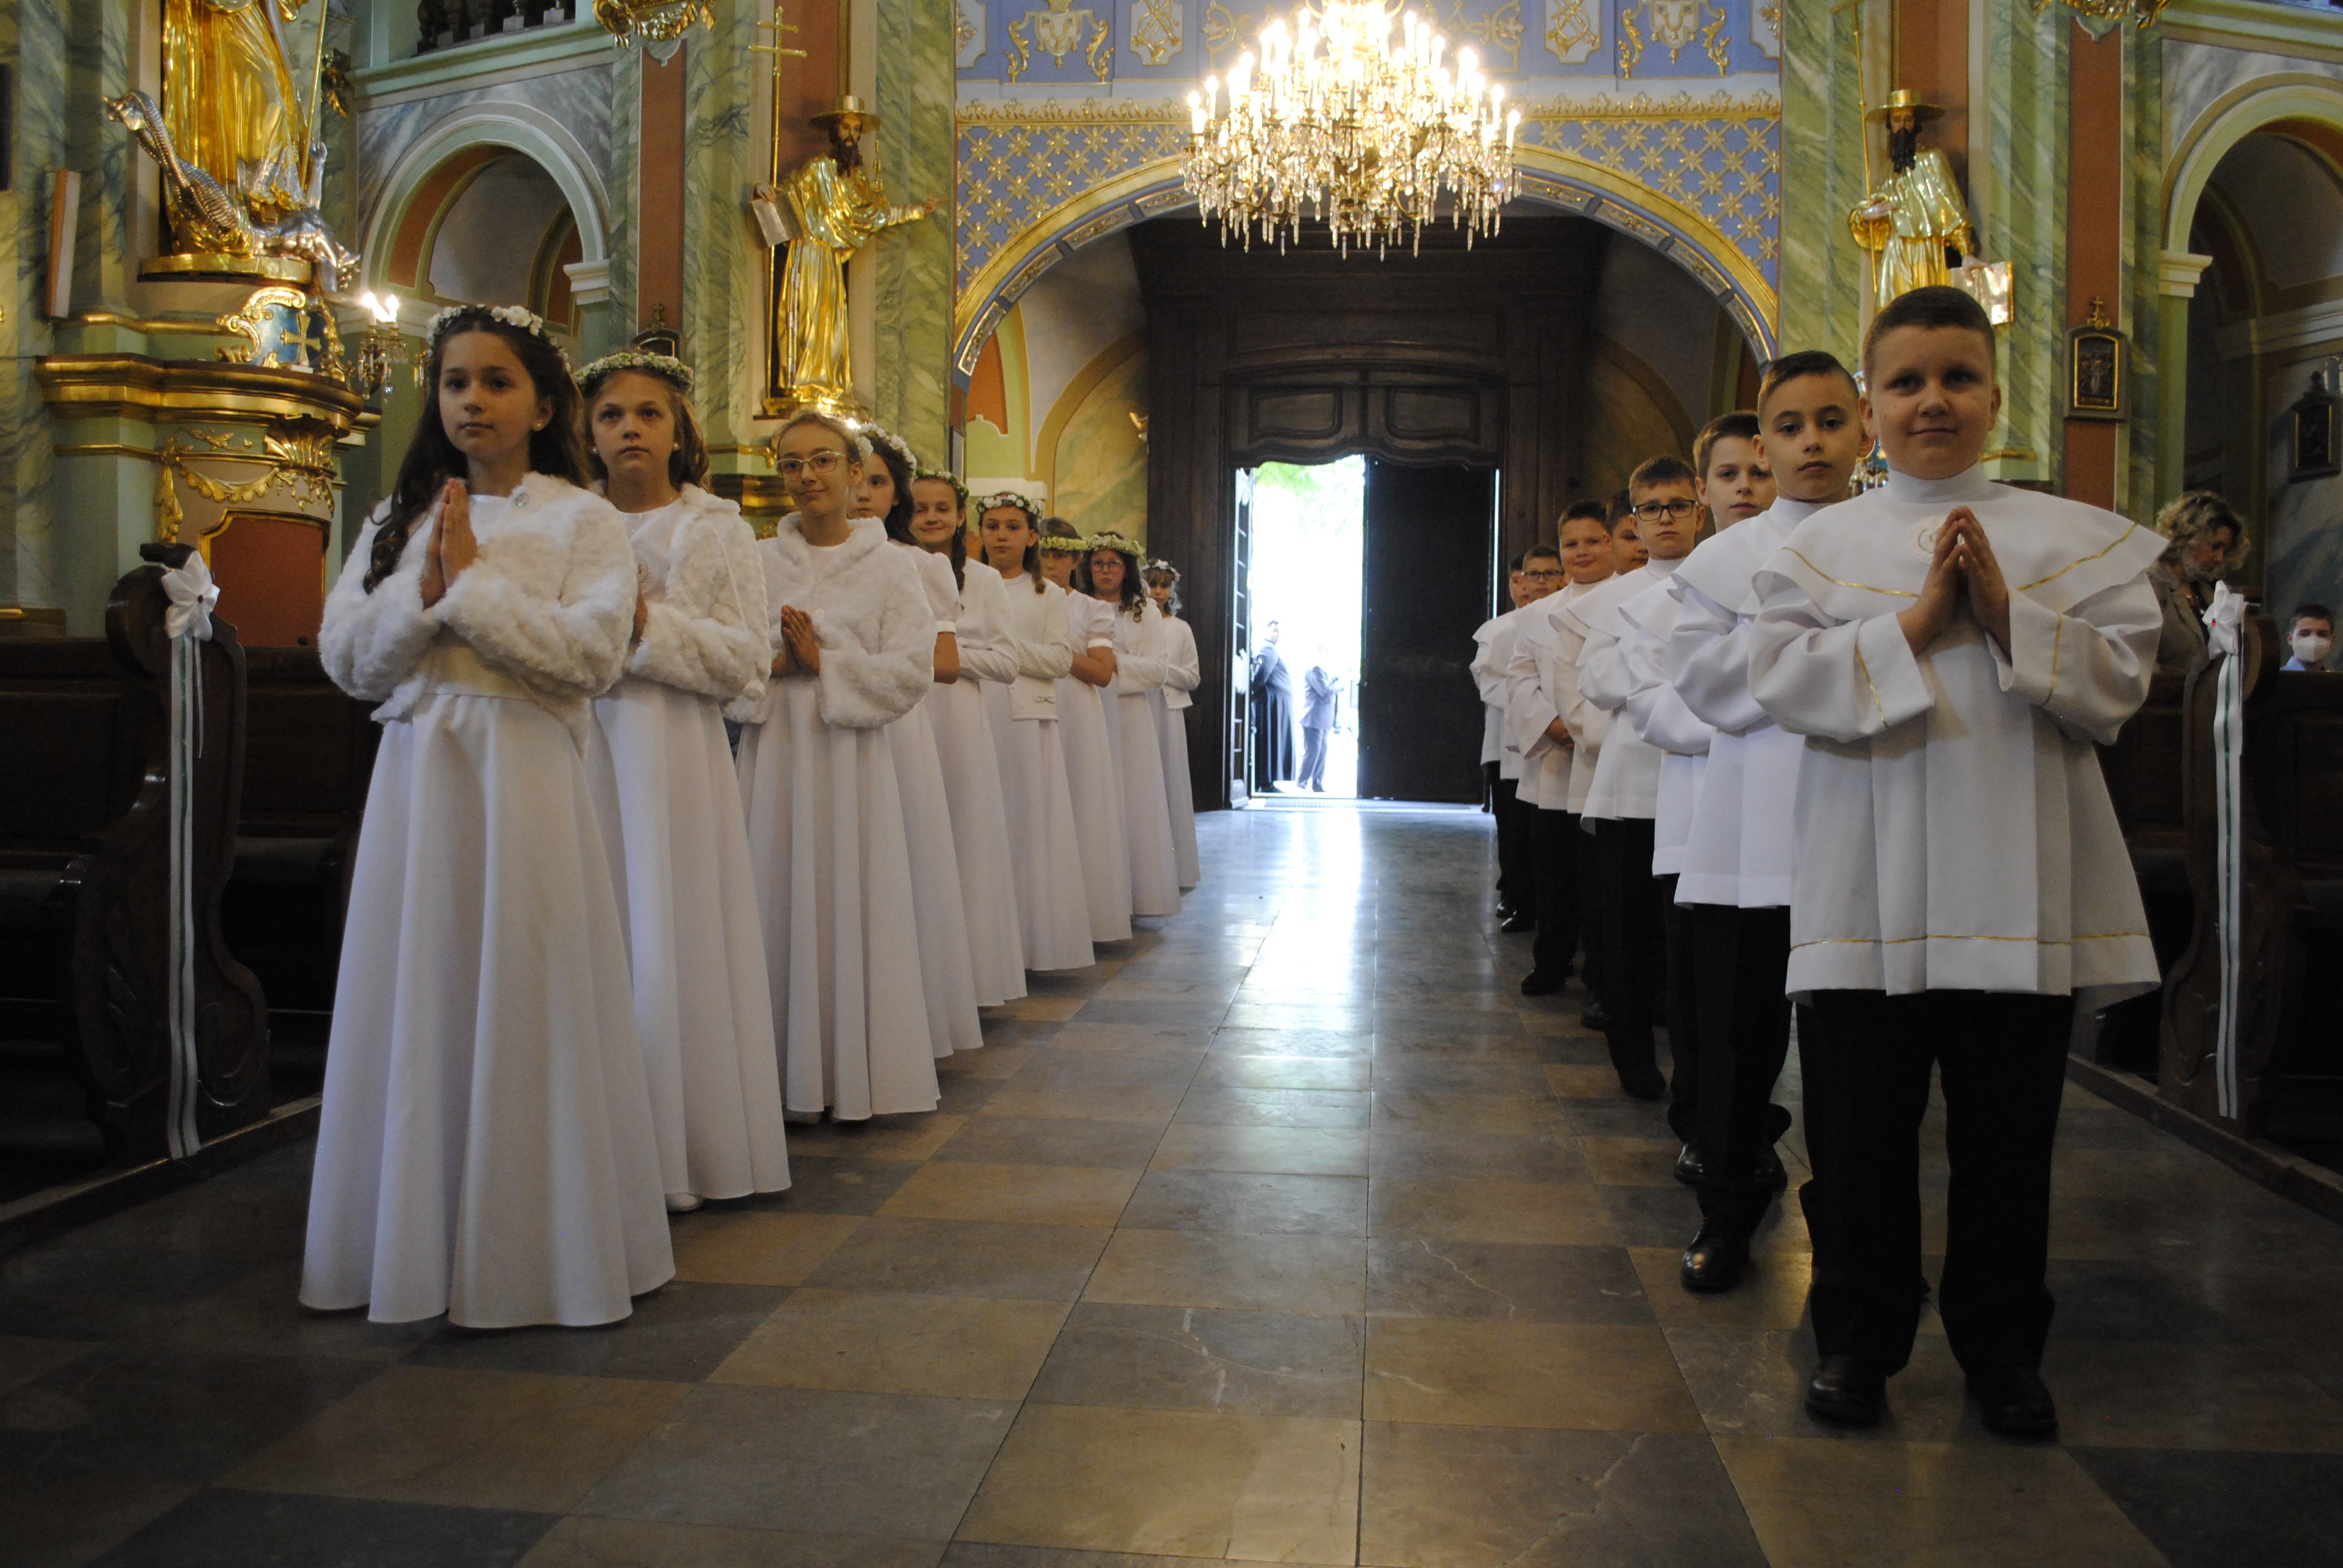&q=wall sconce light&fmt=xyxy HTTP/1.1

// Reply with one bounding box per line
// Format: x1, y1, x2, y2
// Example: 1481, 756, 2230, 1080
353, 290, 409, 401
